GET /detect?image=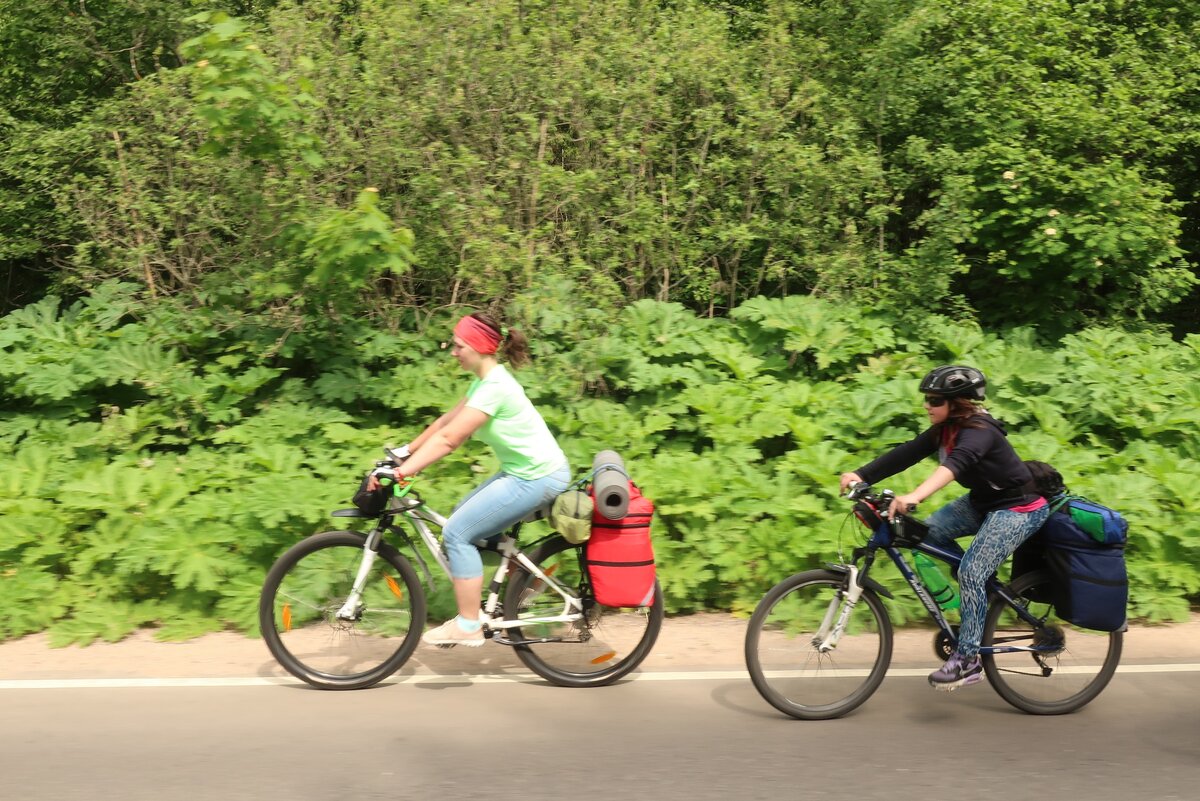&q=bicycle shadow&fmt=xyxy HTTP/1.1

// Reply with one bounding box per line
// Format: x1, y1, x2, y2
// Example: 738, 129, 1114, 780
255, 642, 595, 691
